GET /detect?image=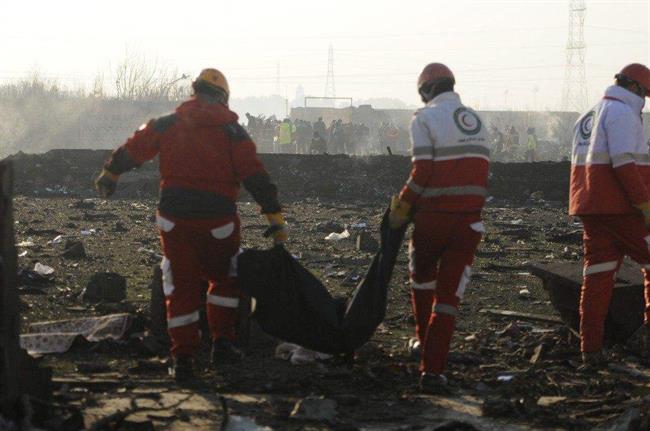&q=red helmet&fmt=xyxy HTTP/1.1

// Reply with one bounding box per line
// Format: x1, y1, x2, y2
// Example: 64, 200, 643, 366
417, 63, 455, 91
616, 63, 650, 97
